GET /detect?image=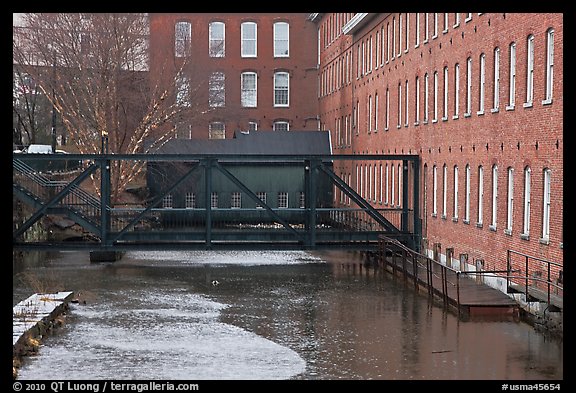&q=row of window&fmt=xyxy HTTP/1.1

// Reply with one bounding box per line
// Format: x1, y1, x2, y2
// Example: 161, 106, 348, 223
175, 20, 290, 58
329, 28, 554, 148
162, 191, 304, 209
176, 71, 291, 108
335, 162, 554, 244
